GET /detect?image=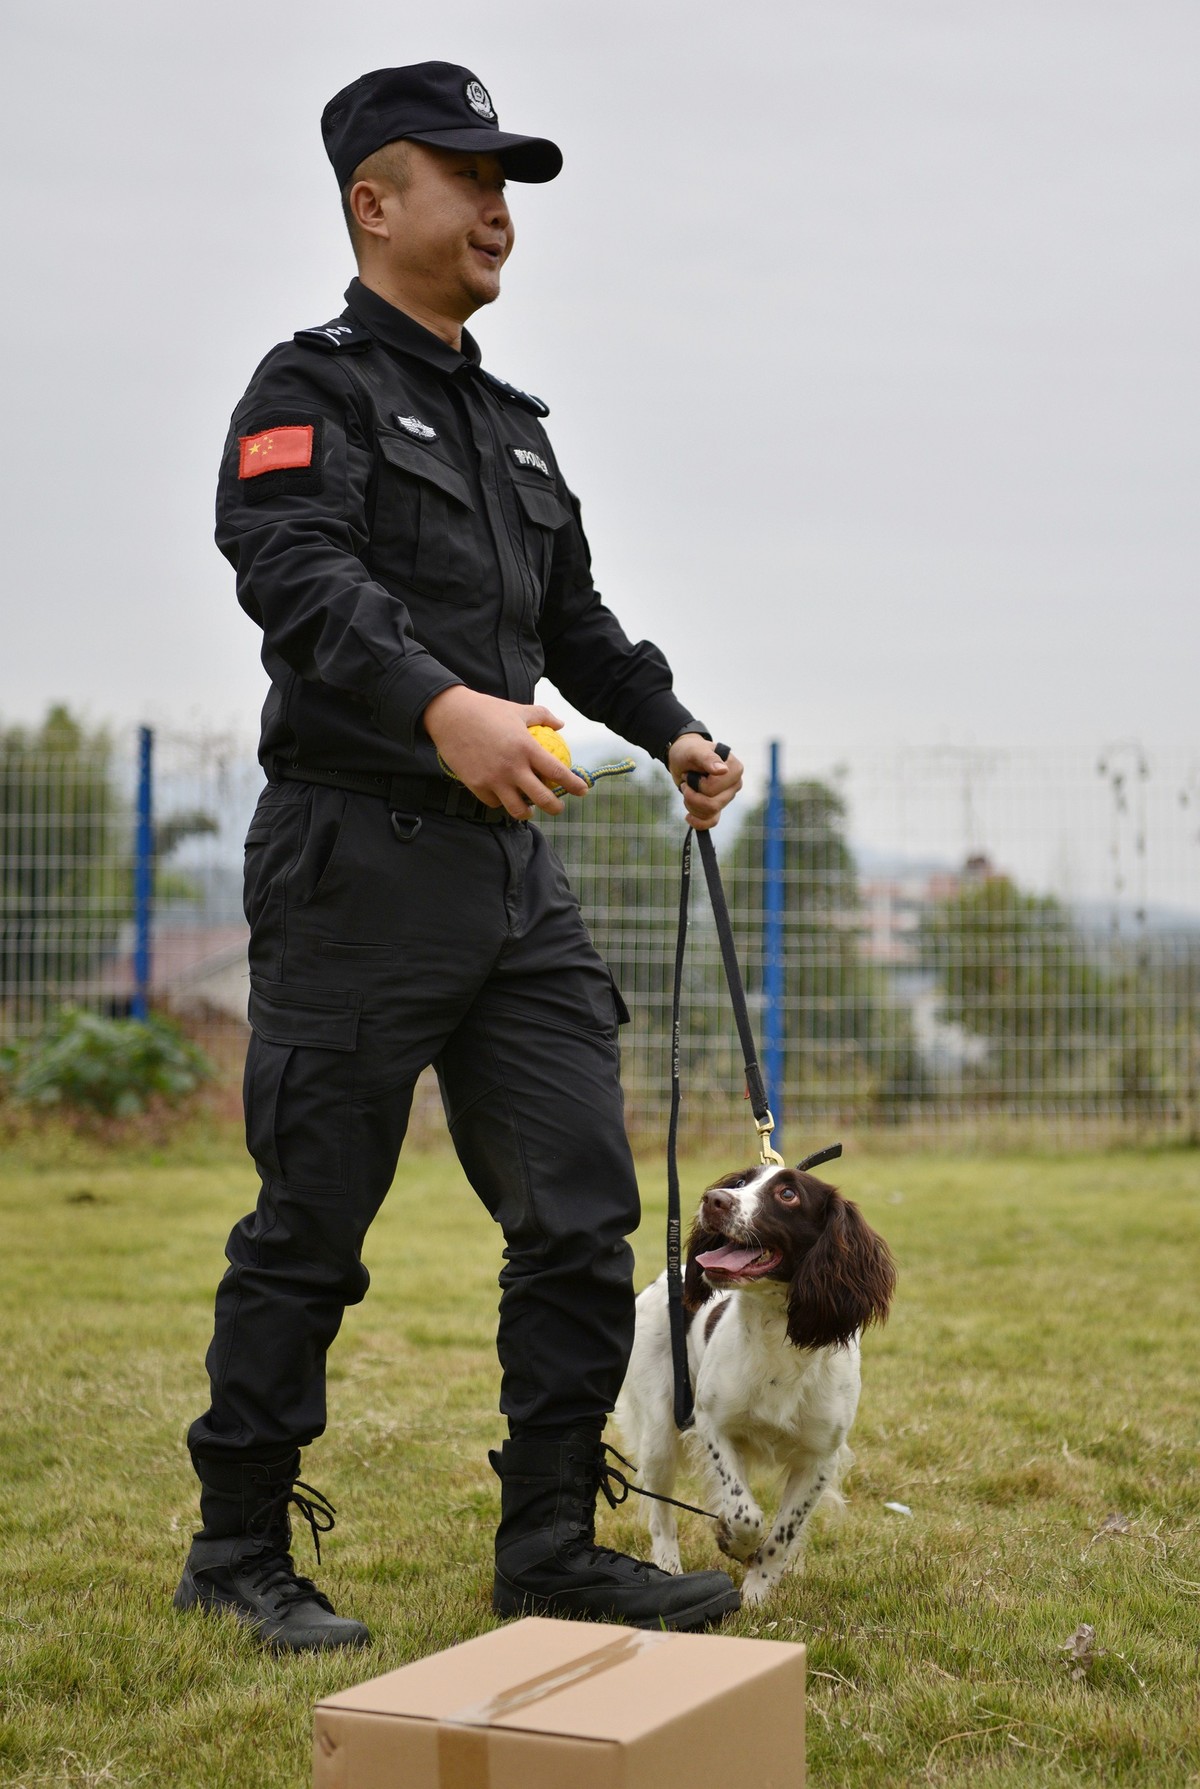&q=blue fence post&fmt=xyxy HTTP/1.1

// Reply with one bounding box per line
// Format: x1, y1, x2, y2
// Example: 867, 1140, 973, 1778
132, 725, 153, 1021
763, 739, 785, 1138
